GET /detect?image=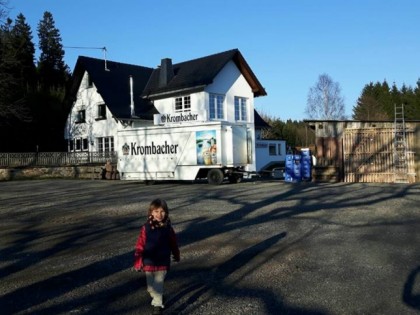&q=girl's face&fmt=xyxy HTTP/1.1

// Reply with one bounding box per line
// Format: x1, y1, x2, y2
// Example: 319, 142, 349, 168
151, 207, 166, 222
